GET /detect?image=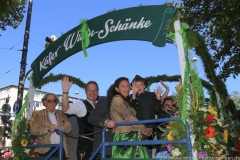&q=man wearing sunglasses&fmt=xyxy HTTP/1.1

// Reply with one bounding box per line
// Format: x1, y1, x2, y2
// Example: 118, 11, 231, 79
61, 76, 100, 160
